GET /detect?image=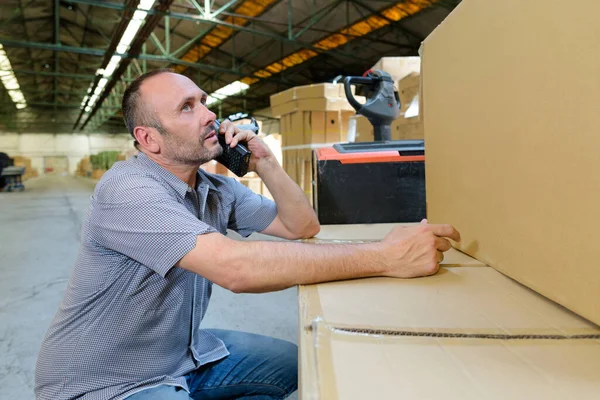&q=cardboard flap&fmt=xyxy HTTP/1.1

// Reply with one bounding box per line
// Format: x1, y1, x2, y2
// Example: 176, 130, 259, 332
300, 267, 600, 335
